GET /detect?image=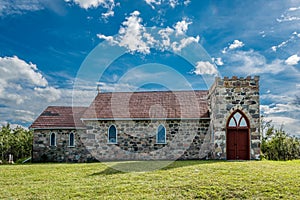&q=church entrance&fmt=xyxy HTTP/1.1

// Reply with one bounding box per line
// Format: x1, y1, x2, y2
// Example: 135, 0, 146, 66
226, 111, 250, 160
